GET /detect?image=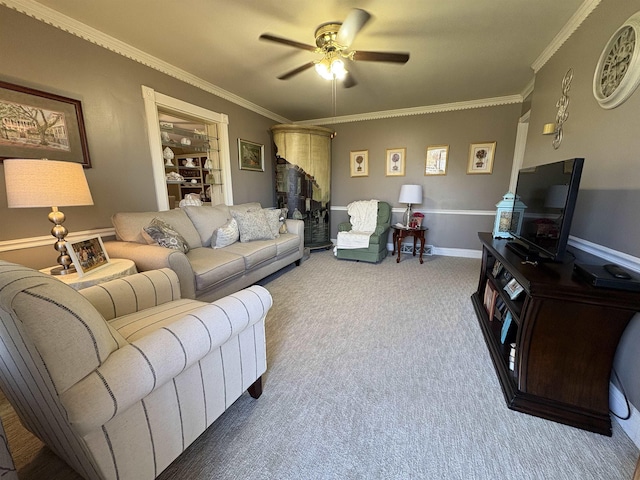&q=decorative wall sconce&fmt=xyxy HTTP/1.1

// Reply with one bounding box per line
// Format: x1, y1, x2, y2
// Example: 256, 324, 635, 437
543, 68, 573, 150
